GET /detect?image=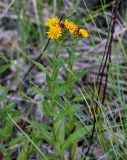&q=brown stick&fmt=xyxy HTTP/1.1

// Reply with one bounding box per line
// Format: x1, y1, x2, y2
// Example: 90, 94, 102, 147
7, 38, 51, 104
85, 0, 120, 157
7, 15, 67, 104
